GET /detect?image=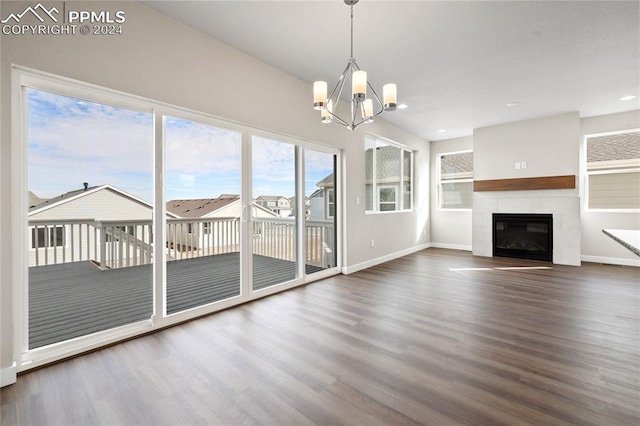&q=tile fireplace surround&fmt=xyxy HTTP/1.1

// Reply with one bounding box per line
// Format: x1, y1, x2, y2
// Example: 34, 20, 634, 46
472, 190, 581, 266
